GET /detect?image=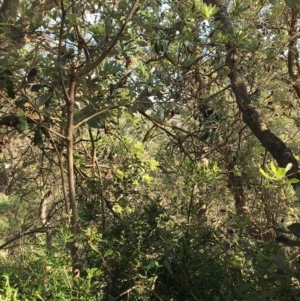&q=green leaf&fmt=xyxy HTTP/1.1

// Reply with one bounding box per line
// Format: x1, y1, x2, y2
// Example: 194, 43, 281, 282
36, 93, 52, 107
104, 249, 113, 257
148, 158, 159, 171
132, 16, 153, 33
30, 84, 45, 92
112, 204, 123, 214
5, 80, 15, 99
85, 79, 100, 90
266, 49, 276, 61
104, 16, 113, 34
142, 173, 153, 184
18, 115, 28, 132
296, 186, 300, 198
117, 34, 132, 41
198, 2, 219, 20
235, 3, 250, 14
276, 236, 290, 244
15, 97, 28, 109
273, 255, 292, 272
0, 69, 15, 99
287, 223, 300, 236
274, 225, 290, 233
275, 167, 286, 179
241, 39, 259, 53
284, 178, 299, 184
33, 127, 43, 147
270, 162, 277, 176
259, 168, 274, 180
276, 235, 300, 247
265, 184, 278, 189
